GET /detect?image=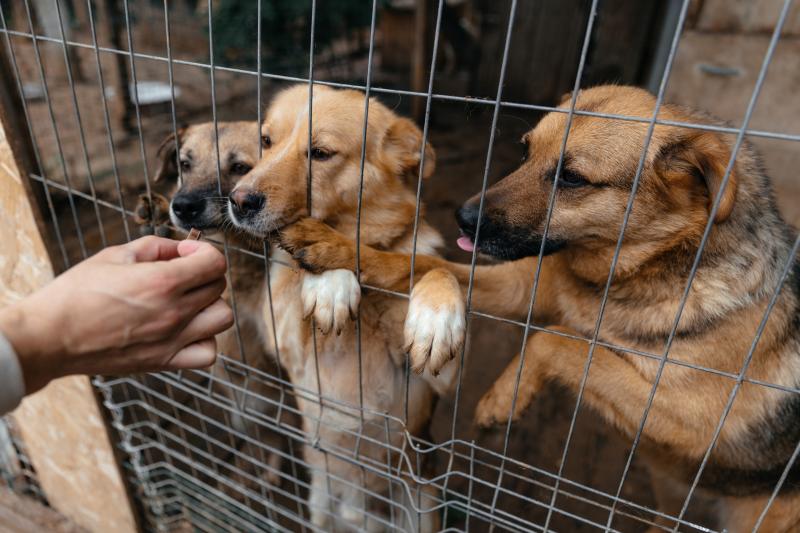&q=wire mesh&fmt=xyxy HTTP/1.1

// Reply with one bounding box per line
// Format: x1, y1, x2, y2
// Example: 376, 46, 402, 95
0, 0, 798, 532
